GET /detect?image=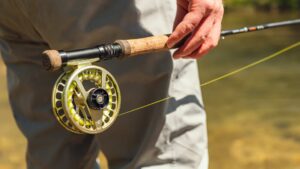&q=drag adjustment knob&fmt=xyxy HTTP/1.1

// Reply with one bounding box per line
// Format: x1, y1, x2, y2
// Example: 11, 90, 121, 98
87, 88, 109, 110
